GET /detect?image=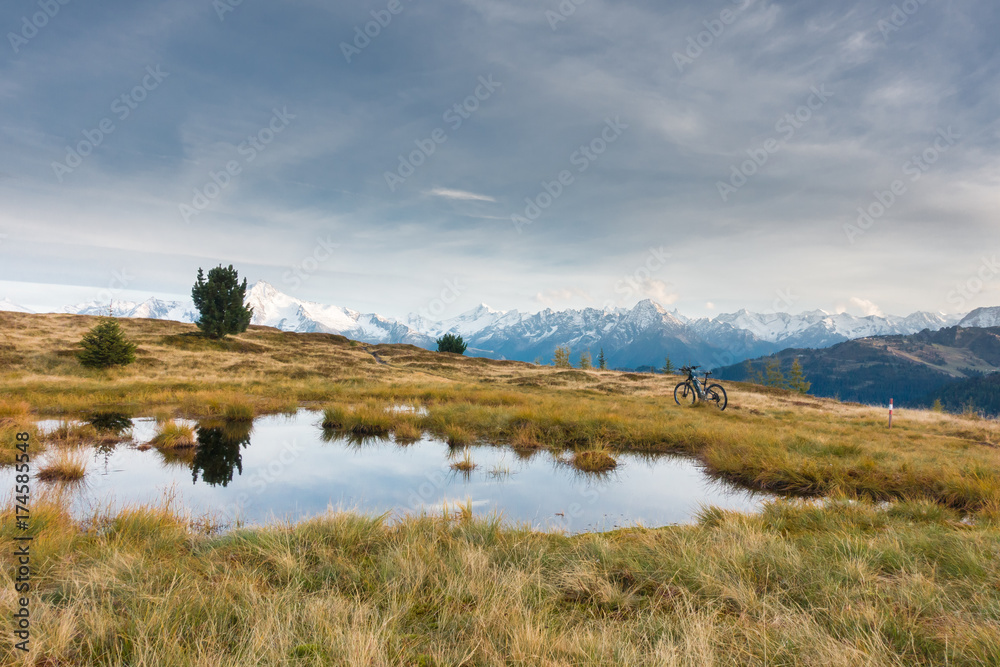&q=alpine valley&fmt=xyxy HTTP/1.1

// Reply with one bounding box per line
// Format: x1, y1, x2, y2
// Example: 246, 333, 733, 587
1, 281, 977, 370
